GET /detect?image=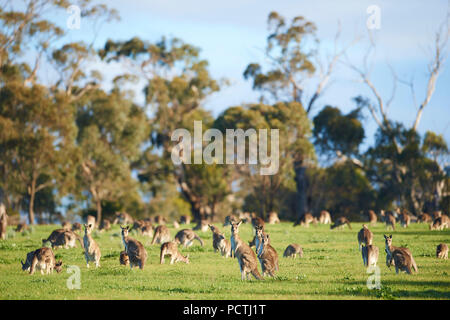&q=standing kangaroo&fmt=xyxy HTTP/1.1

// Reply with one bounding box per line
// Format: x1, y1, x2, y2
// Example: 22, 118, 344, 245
384, 234, 418, 274
361, 245, 379, 267
230, 220, 263, 280
357, 225, 373, 251
174, 229, 204, 247
209, 224, 222, 253
367, 210, 377, 225
151, 225, 171, 245
217, 233, 232, 258
382, 210, 396, 231
83, 224, 101, 268
399, 212, 411, 228
160, 241, 190, 264
121, 226, 148, 270
319, 210, 332, 224
256, 233, 279, 277
436, 243, 448, 259
283, 244, 303, 258
330, 216, 351, 230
